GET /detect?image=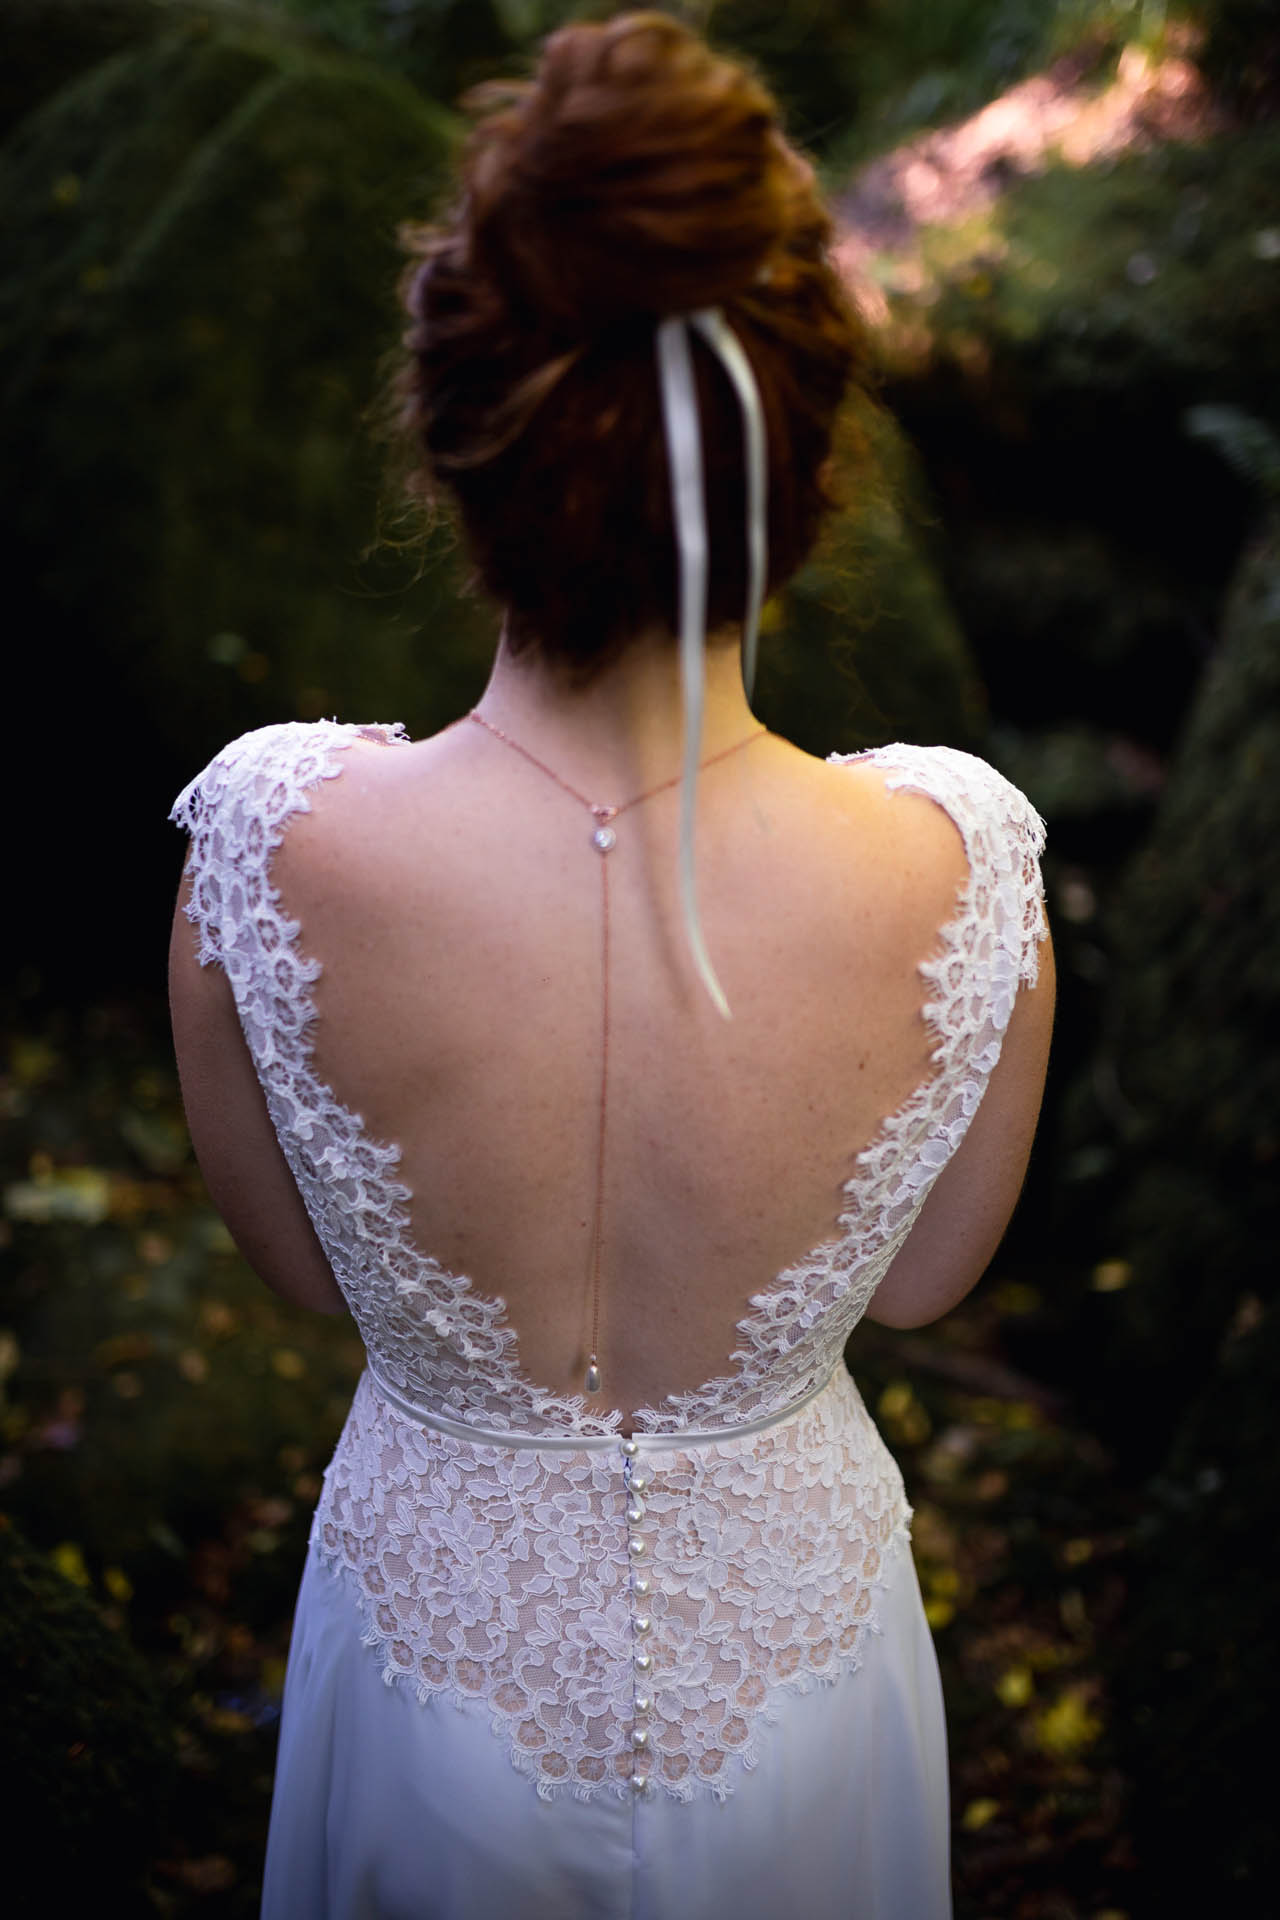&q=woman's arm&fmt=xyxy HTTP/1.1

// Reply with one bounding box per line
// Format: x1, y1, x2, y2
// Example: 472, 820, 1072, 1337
865, 932, 1056, 1330
168, 874, 348, 1315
